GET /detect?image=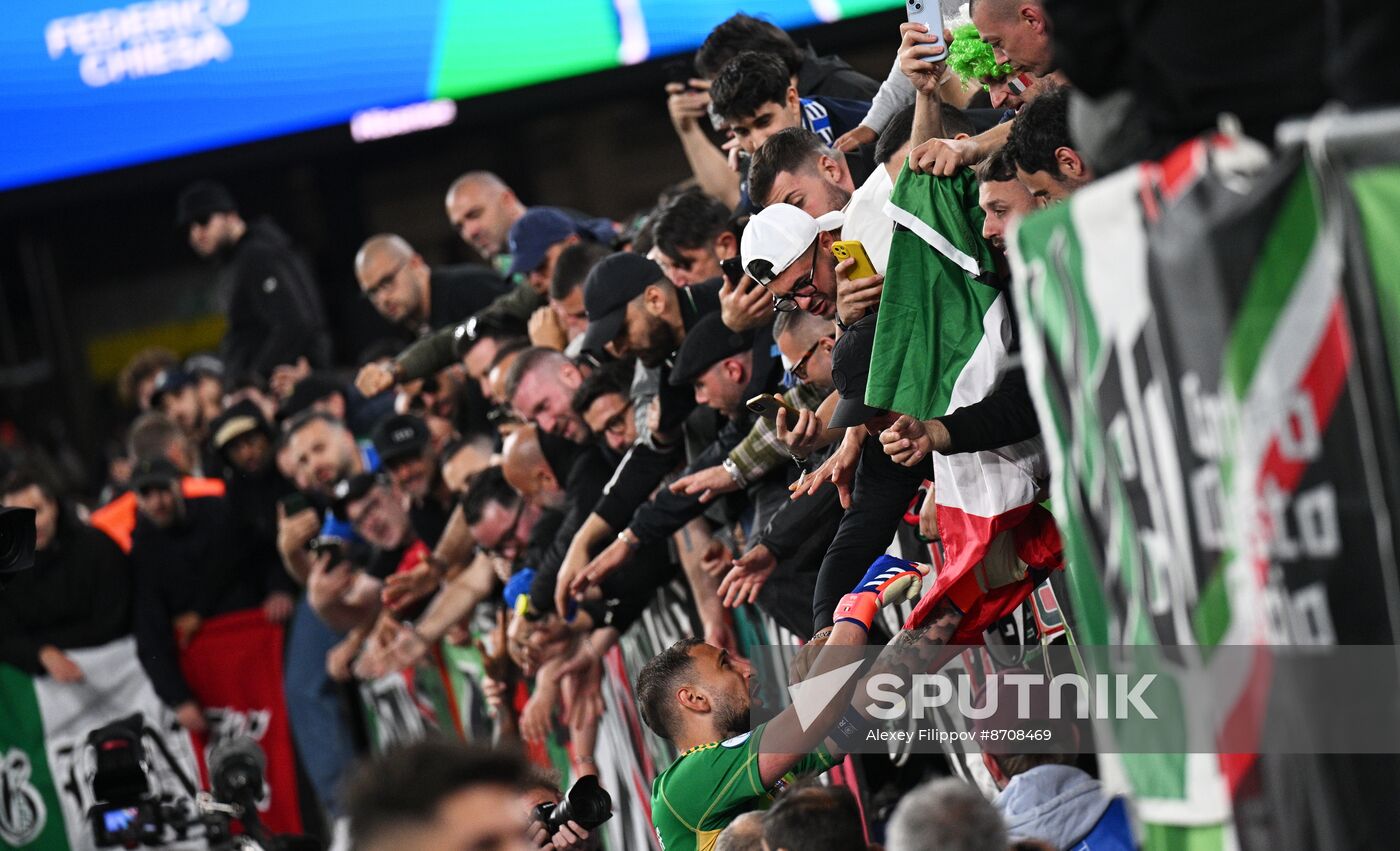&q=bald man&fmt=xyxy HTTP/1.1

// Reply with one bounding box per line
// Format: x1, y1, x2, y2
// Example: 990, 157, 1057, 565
501, 424, 578, 511
444, 172, 528, 262
969, 0, 1056, 78
355, 233, 509, 336
505, 417, 683, 639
